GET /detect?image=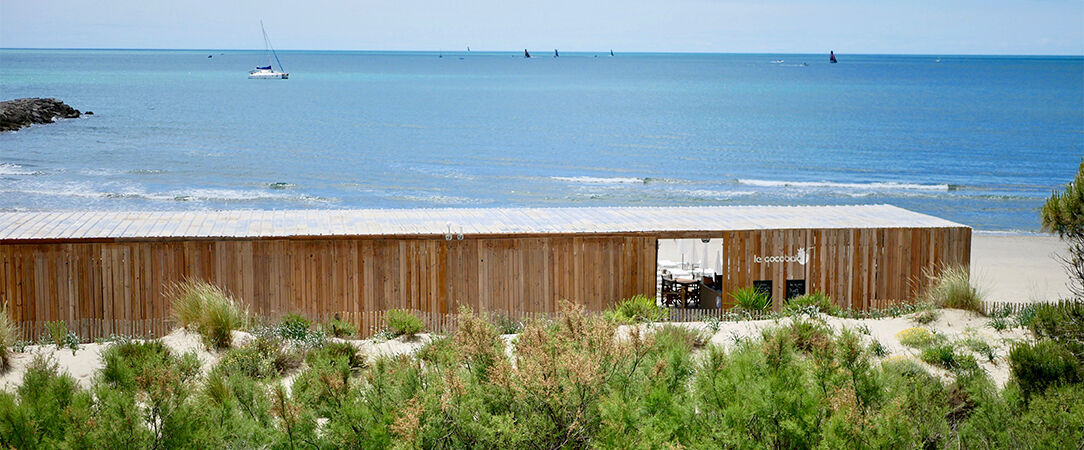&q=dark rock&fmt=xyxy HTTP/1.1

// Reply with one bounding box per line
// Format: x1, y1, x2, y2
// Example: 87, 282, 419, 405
85, 111, 94, 115
0, 98, 82, 132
